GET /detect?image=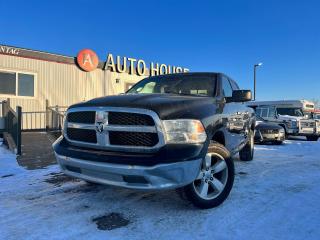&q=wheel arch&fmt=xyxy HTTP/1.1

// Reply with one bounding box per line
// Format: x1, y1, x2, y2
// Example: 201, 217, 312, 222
279, 123, 287, 133
211, 131, 225, 146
